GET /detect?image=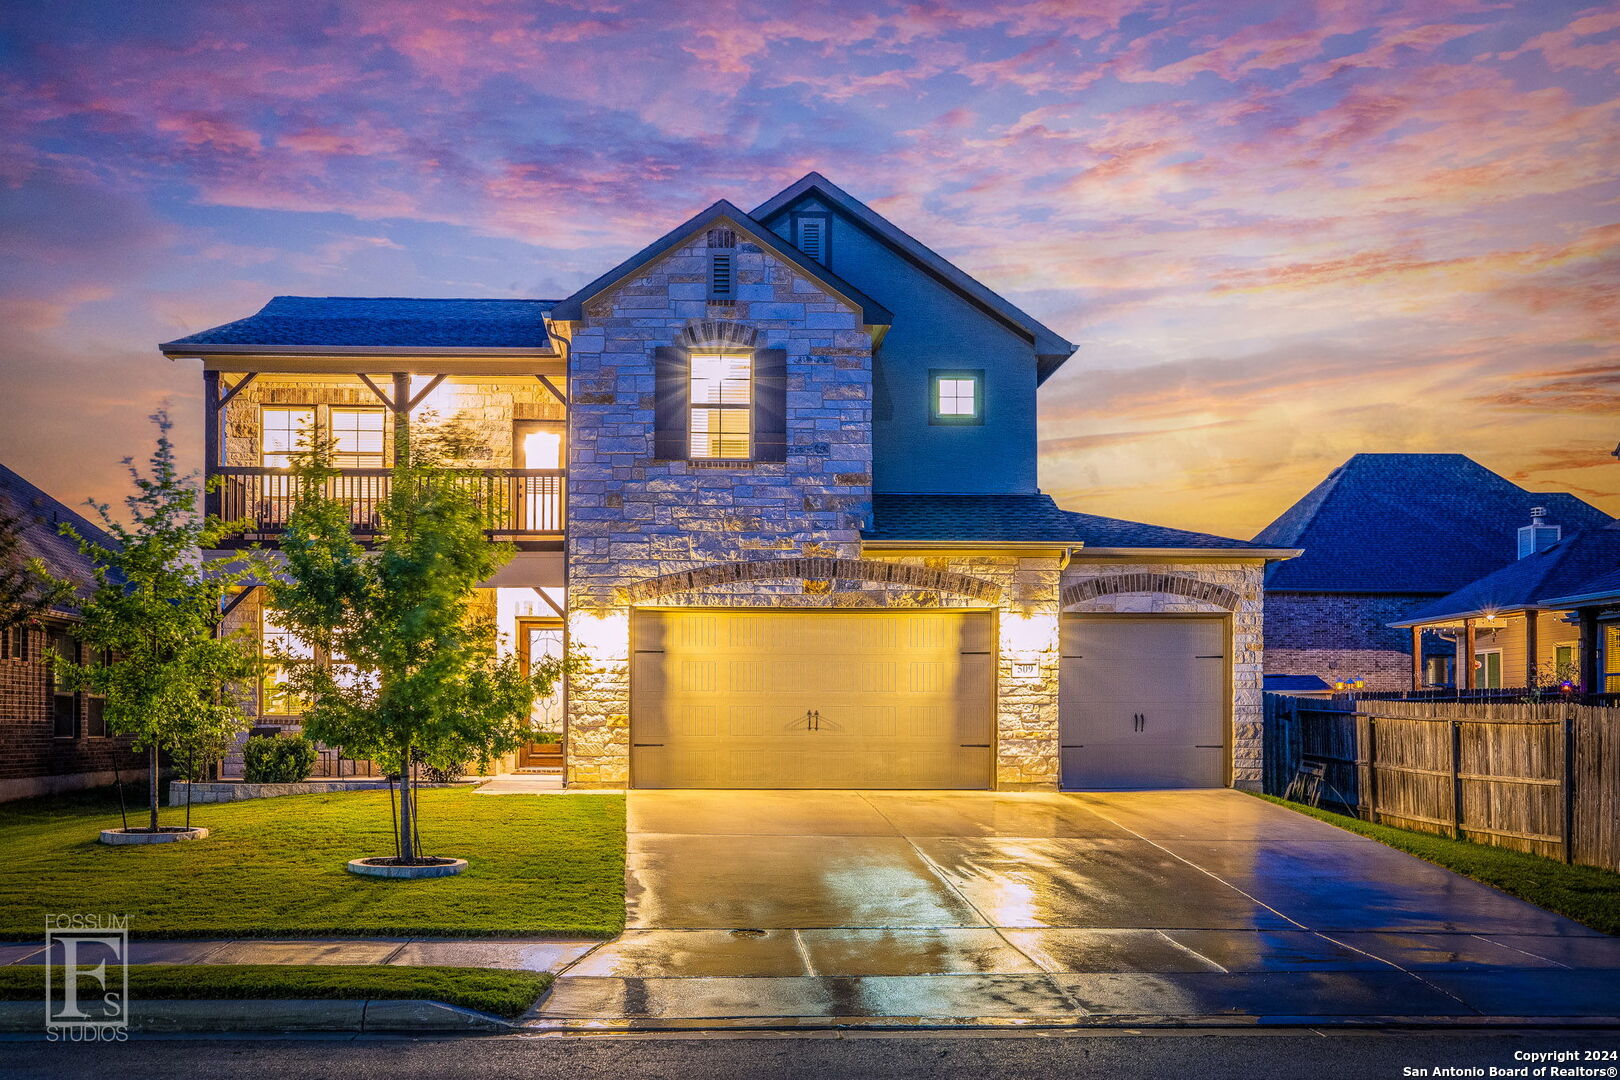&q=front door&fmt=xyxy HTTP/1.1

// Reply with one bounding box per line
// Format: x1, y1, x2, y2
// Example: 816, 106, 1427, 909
518, 620, 565, 769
